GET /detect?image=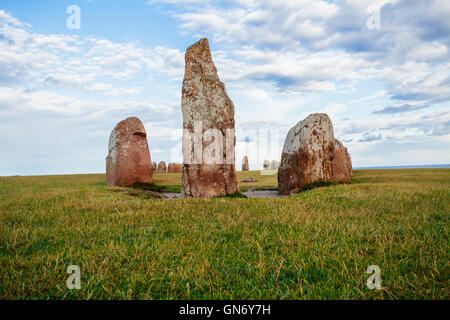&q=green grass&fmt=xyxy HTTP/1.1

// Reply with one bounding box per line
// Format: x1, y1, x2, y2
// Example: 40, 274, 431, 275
0, 169, 448, 300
